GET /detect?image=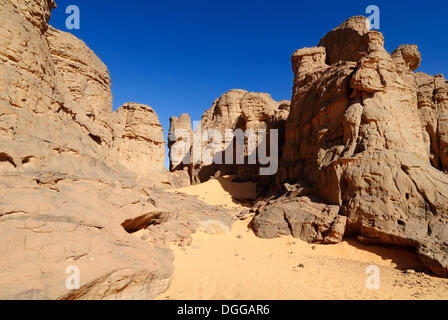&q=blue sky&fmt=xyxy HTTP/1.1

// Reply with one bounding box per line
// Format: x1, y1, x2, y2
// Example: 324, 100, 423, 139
49, 0, 448, 167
